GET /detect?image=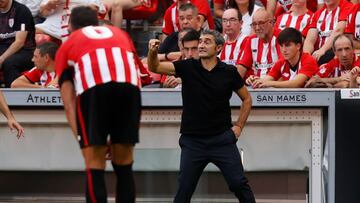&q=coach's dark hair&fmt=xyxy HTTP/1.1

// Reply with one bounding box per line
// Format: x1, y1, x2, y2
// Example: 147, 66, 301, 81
201, 29, 225, 46
332, 34, 354, 51
278, 28, 303, 46
182, 28, 200, 46
179, 3, 198, 16
70, 6, 99, 31
228, 0, 255, 16
36, 42, 59, 60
